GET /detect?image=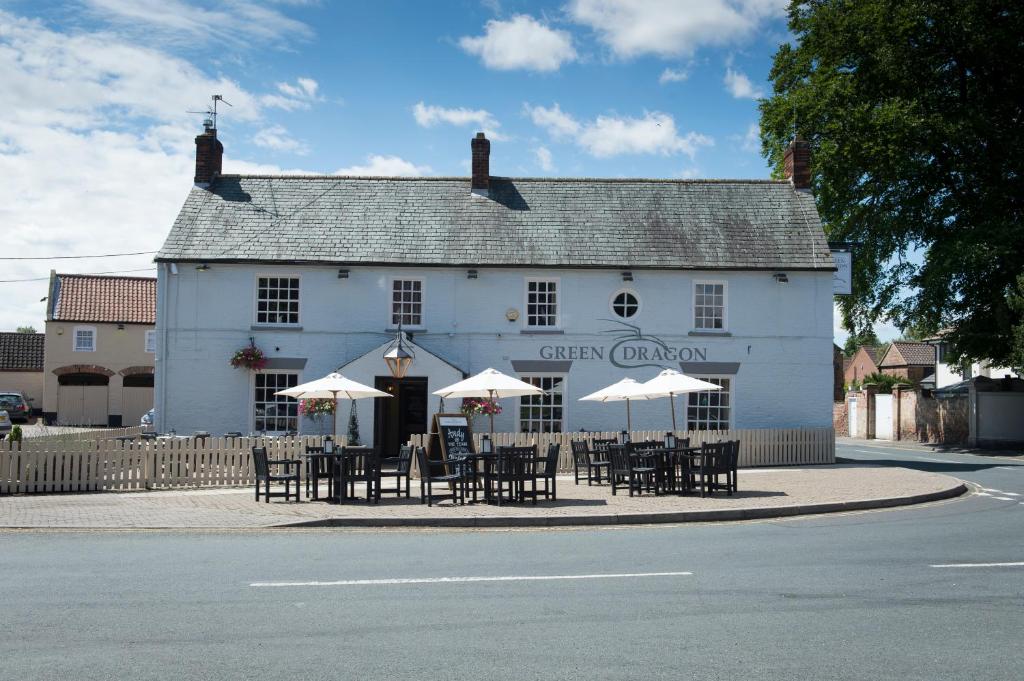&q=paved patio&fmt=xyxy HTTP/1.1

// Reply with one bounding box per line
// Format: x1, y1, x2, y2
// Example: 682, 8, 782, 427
0, 465, 966, 529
